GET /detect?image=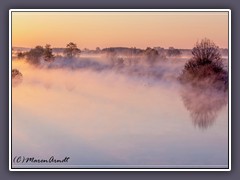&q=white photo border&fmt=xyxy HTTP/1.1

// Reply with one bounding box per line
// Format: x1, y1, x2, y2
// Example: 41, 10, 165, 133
9, 9, 231, 171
